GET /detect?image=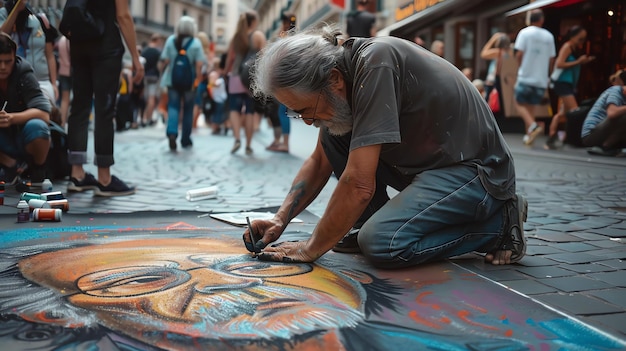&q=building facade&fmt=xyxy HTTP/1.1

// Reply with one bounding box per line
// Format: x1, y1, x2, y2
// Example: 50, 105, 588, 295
378, 0, 625, 121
